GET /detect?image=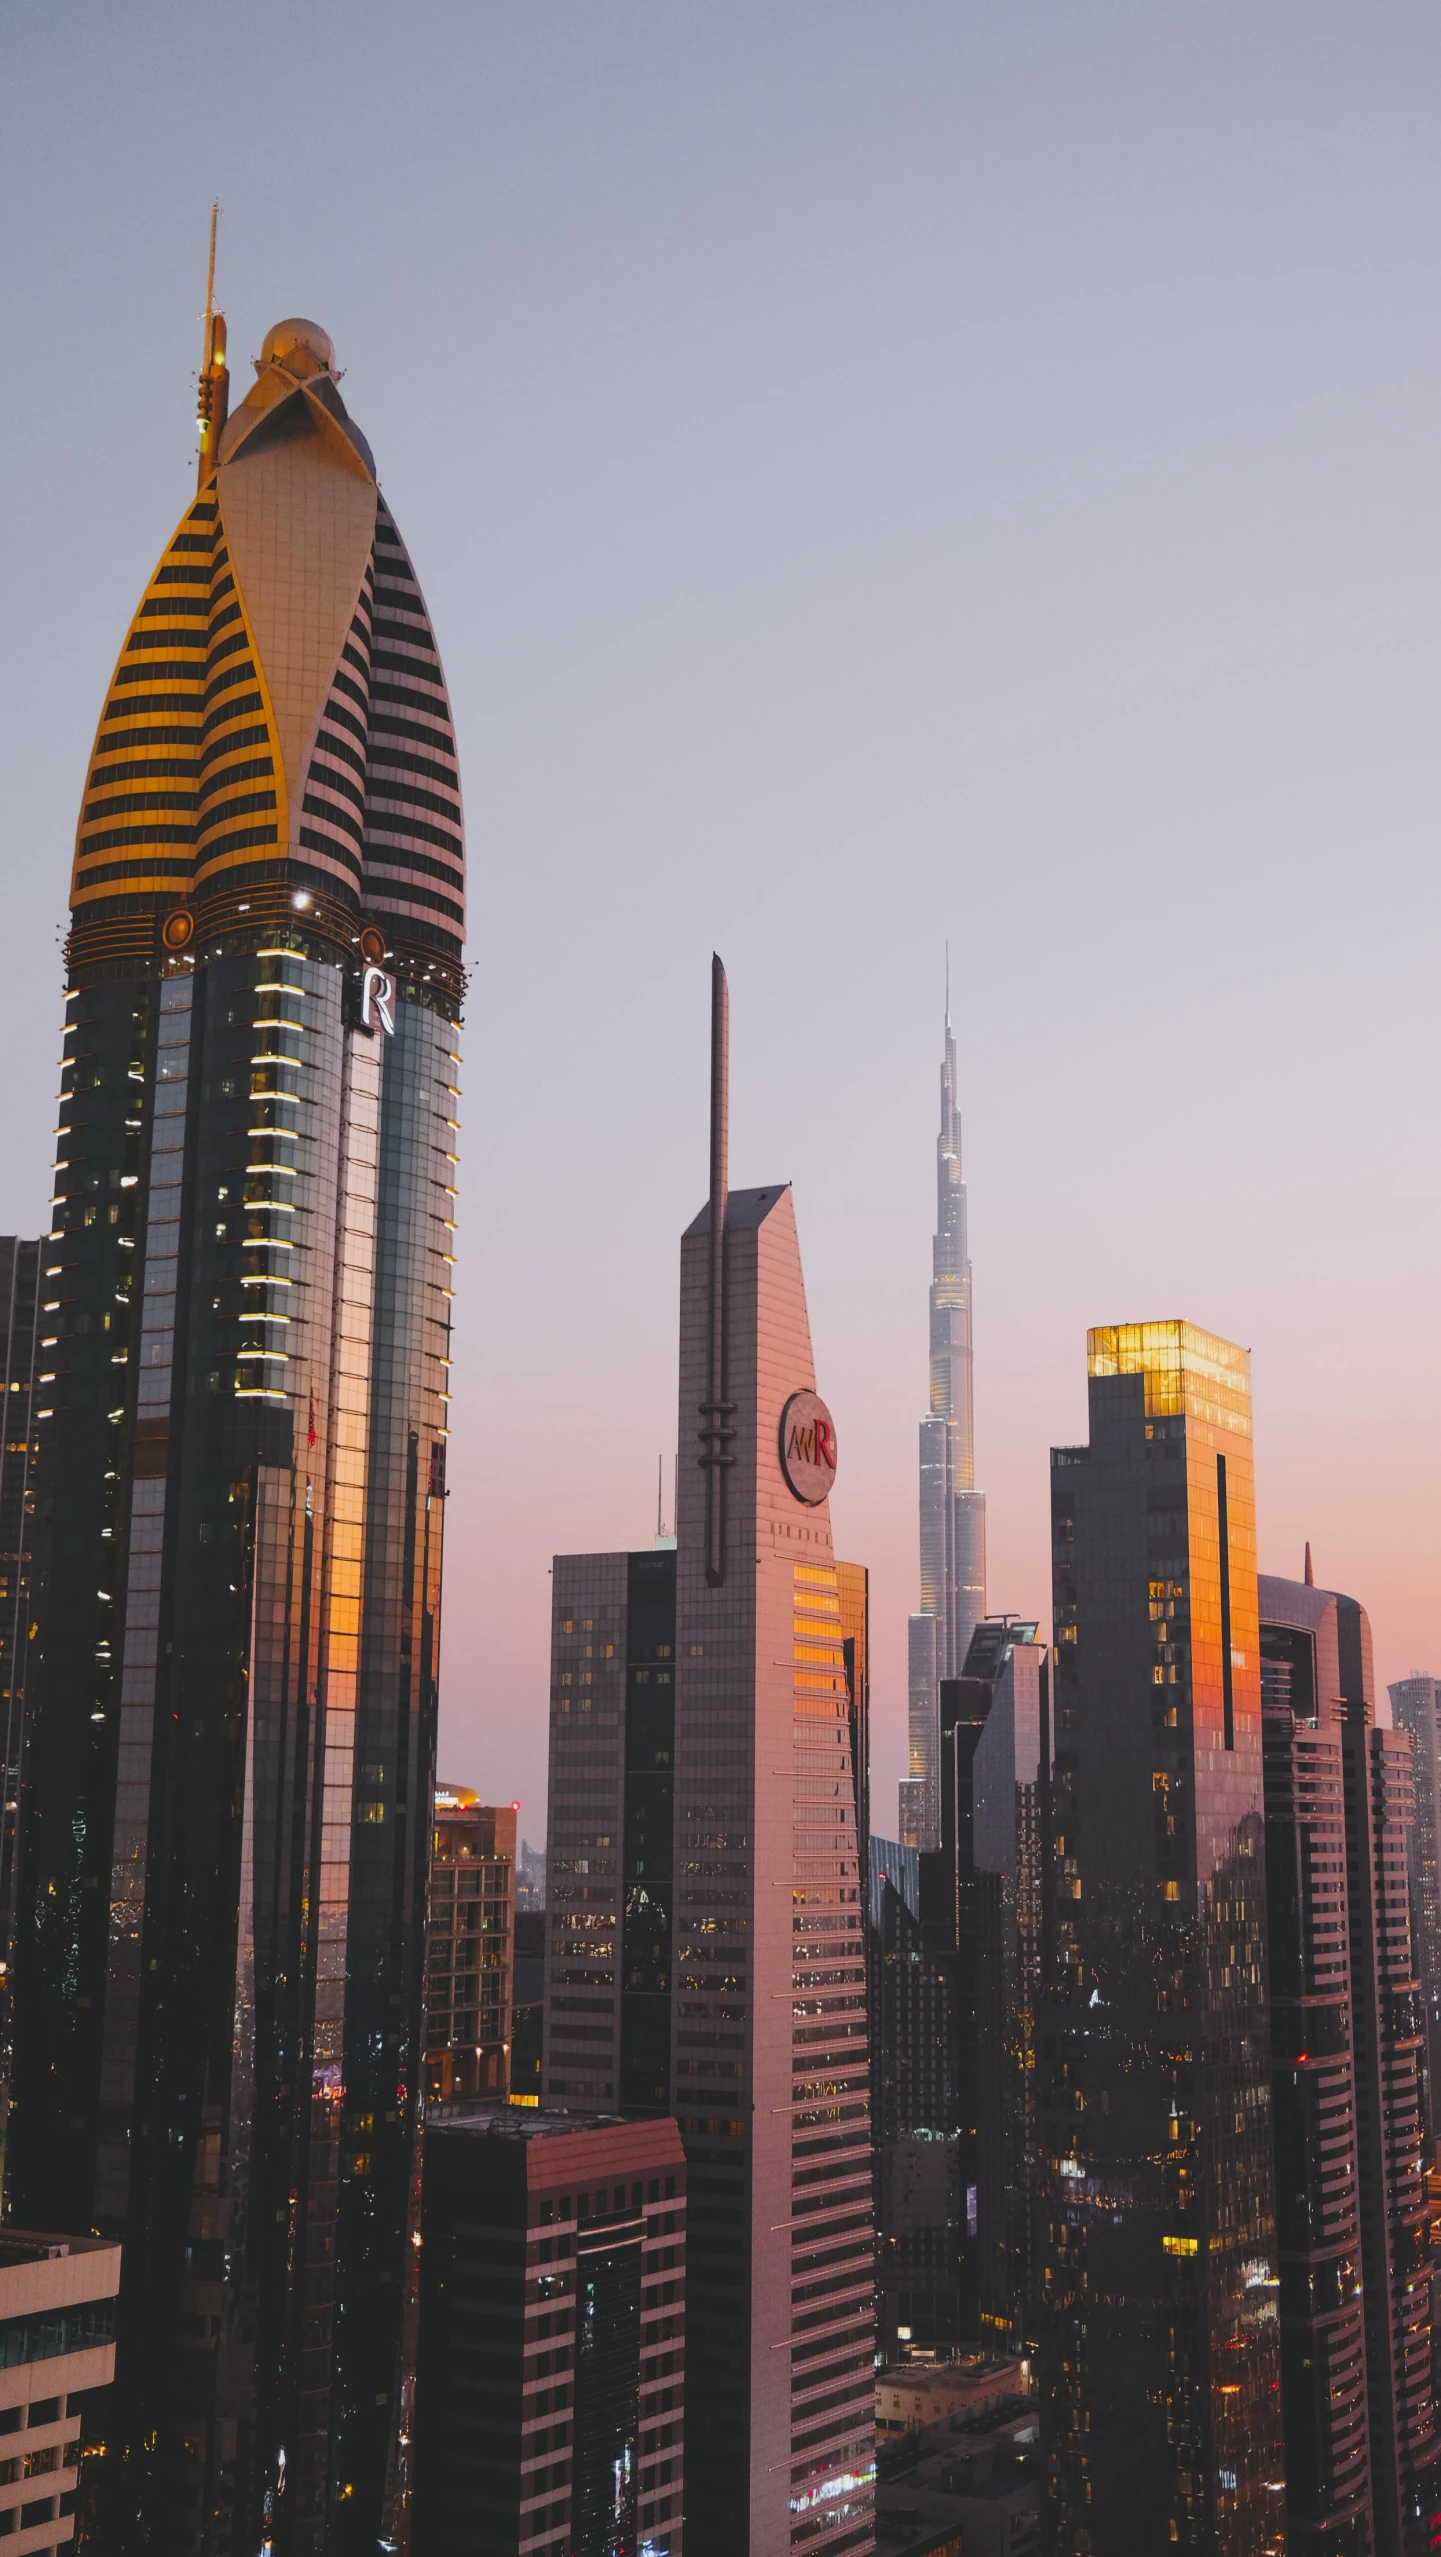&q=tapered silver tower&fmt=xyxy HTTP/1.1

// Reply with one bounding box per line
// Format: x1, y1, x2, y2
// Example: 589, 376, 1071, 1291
902, 985, 985, 1848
